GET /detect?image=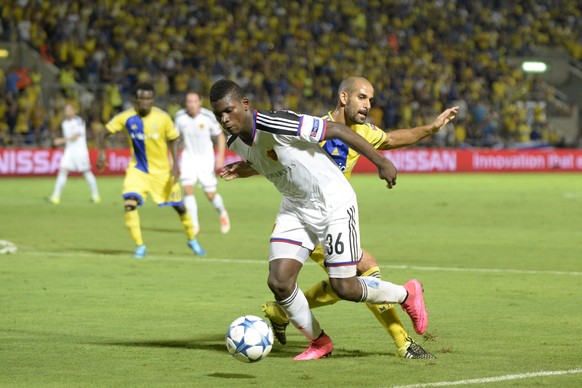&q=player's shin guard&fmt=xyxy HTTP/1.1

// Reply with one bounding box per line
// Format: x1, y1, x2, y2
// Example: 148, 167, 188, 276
179, 212, 196, 240
304, 280, 341, 308
124, 210, 143, 246
278, 285, 322, 341
361, 267, 409, 349
358, 276, 407, 304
